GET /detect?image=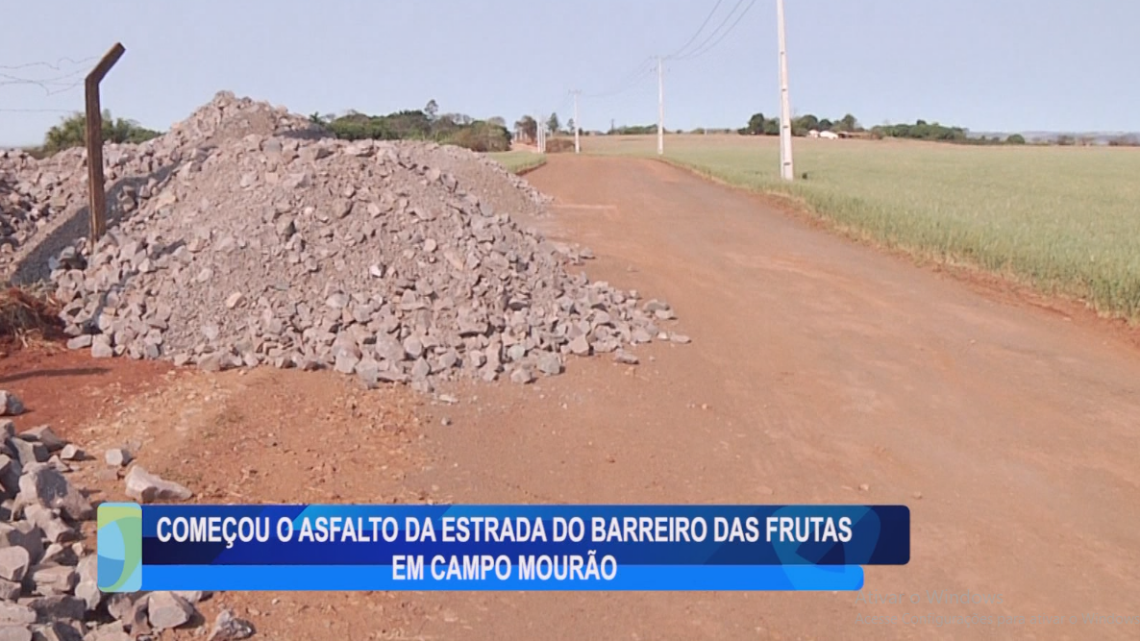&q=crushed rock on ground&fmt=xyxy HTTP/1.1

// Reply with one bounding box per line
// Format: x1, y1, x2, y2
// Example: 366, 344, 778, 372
0, 416, 251, 640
